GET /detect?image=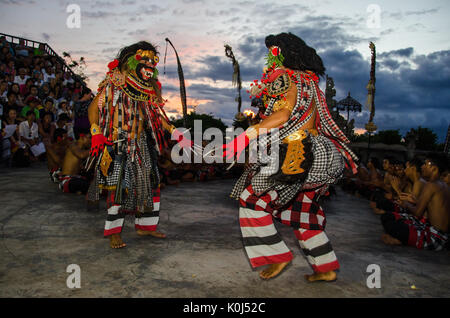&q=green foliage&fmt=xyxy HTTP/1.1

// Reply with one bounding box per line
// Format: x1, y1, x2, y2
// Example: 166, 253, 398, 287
376, 129, 403, 145
232, 117, 250, 131
62, 51, 87, 82
351, 129, 402, 144
405, 126, 438, 150
352, 126, 440, 151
